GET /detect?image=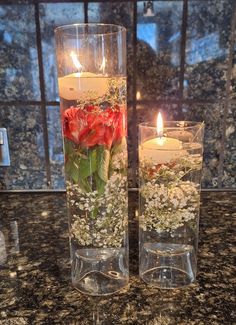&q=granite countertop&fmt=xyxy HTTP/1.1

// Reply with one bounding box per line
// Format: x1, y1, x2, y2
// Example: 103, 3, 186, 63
0, 191, 235, 324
